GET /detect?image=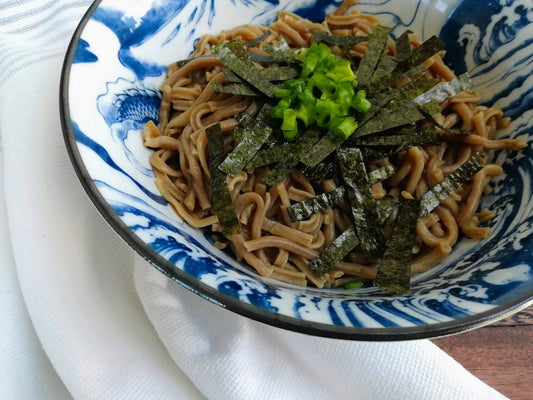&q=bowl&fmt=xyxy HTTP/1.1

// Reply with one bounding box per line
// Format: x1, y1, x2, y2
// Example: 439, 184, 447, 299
60, 0, 533, 340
